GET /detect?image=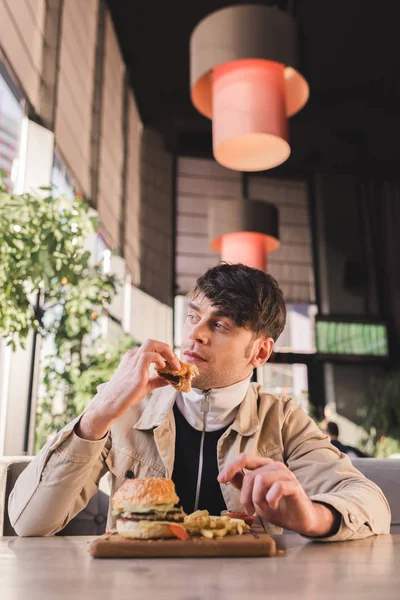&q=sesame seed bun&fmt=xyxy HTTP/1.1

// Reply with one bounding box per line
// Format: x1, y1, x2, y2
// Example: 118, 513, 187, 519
112, 478, 179, 512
